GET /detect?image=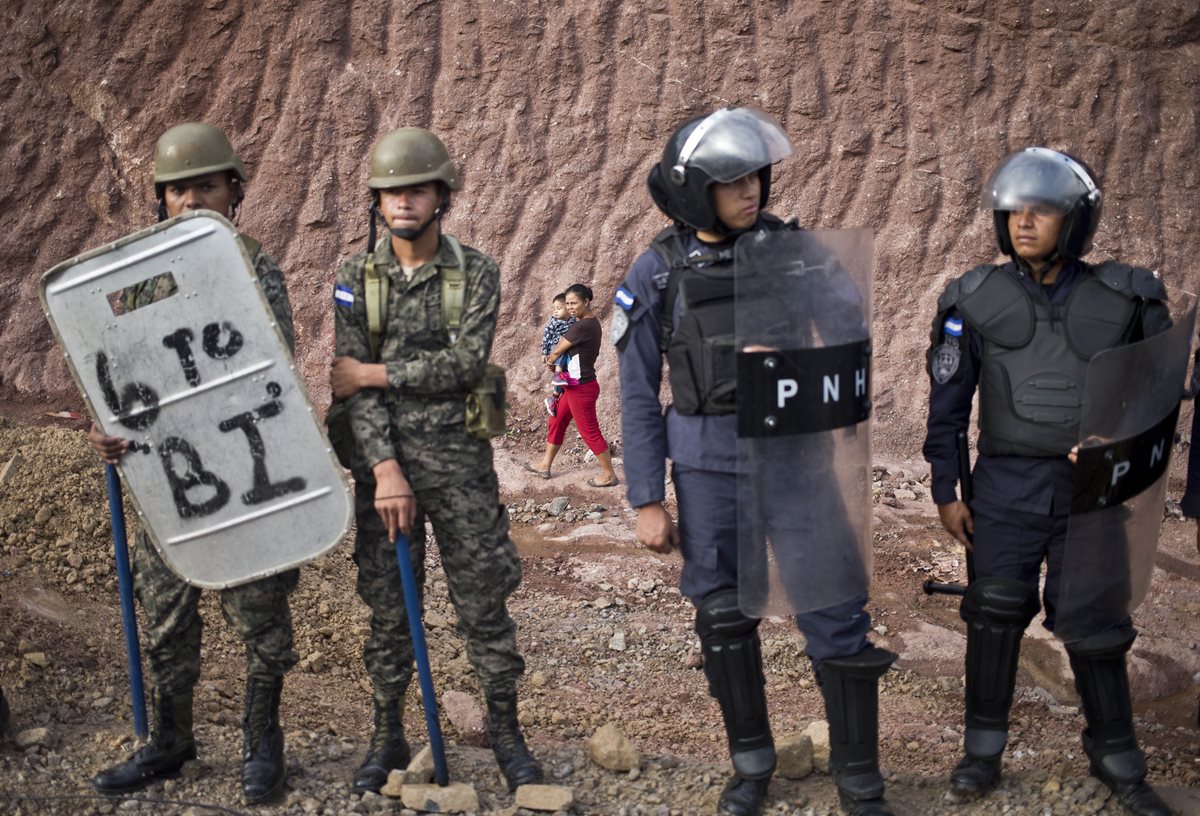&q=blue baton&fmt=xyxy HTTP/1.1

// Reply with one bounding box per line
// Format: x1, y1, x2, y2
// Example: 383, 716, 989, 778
105, 465, 148, 738
394, 532, 449, 786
